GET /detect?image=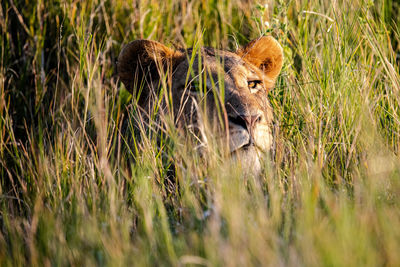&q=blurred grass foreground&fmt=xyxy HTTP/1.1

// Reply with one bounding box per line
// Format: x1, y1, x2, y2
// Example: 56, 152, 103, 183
1, 0, 400, 266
